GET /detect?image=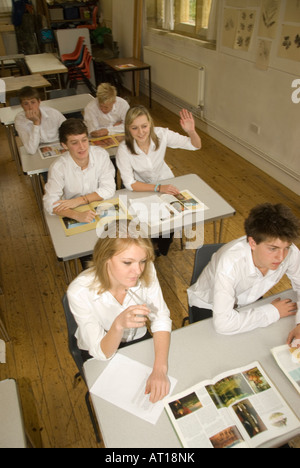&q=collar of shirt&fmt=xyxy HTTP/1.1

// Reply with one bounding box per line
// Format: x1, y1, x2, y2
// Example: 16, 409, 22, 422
133, 137, 156, 155
66, 149, 95, 171
92, 280, 143, 305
